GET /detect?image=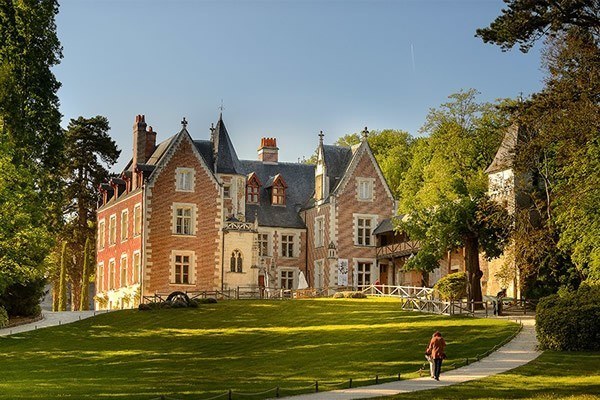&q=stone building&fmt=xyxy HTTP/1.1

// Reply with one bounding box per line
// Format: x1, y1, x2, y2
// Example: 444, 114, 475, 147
95, 115, 396, 309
